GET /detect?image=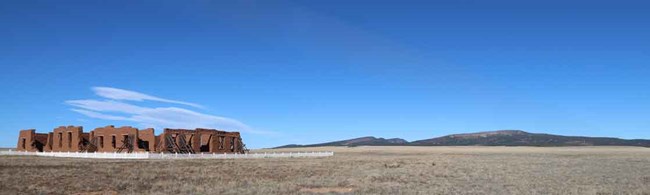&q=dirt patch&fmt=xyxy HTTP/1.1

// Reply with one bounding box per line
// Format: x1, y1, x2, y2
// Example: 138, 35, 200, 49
299, 187, 355, 193
72, 190, 118, 195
